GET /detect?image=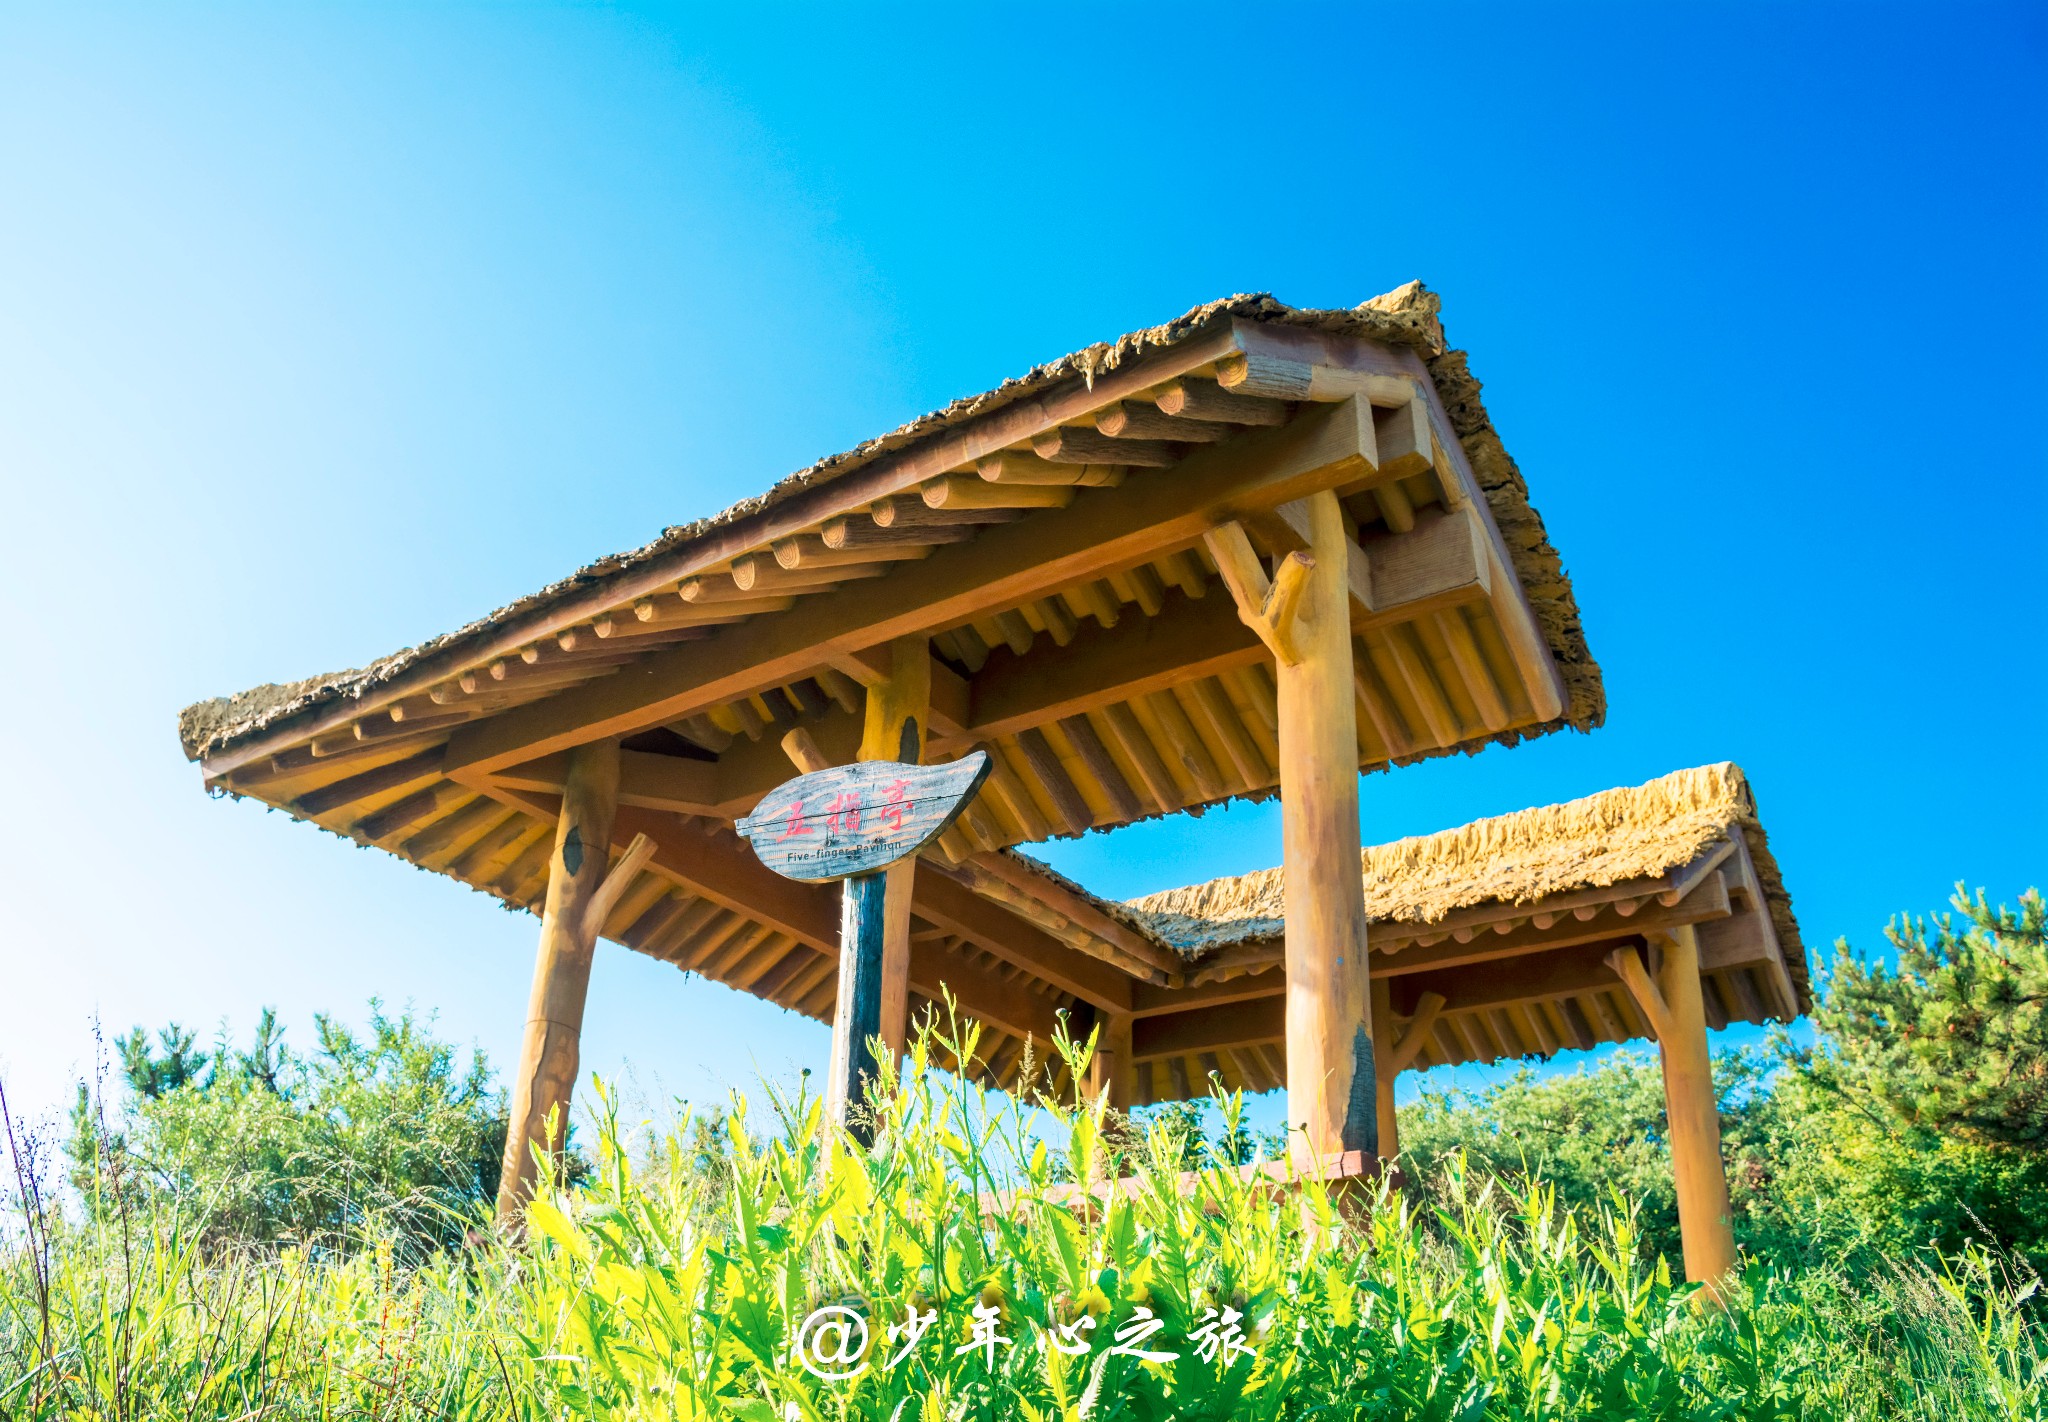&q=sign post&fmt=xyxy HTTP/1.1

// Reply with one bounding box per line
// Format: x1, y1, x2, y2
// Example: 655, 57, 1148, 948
734, 751, 992, 1142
